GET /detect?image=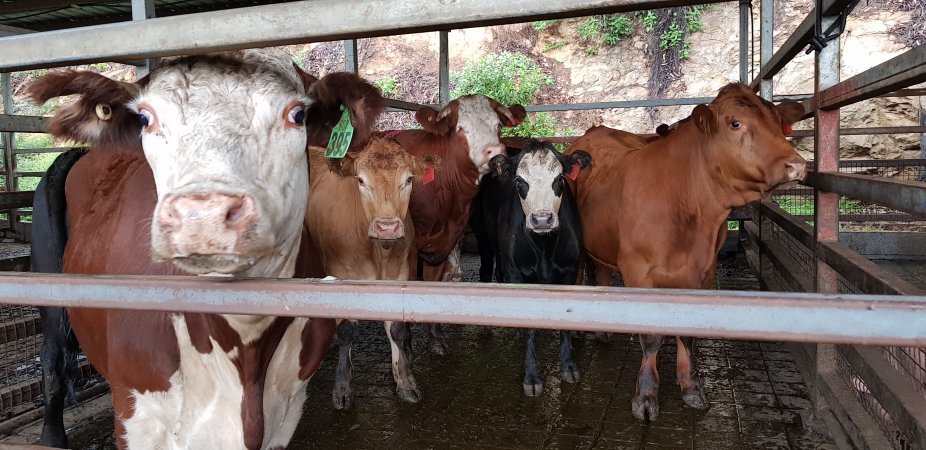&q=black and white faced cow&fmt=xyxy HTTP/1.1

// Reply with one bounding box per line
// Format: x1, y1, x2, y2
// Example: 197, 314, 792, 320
474, 140, 591, 396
